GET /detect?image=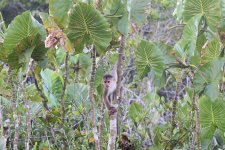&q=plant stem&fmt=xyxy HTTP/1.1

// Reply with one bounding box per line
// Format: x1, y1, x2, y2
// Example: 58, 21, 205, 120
31, 65, 49, 111
9, 69, 20, 150
99, 102, 105, 150
61, 51, 69, 148
21, 59, 34, 150
89, 47, 100, 150
193, 92, 201, 150
108, 35, 125, 150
